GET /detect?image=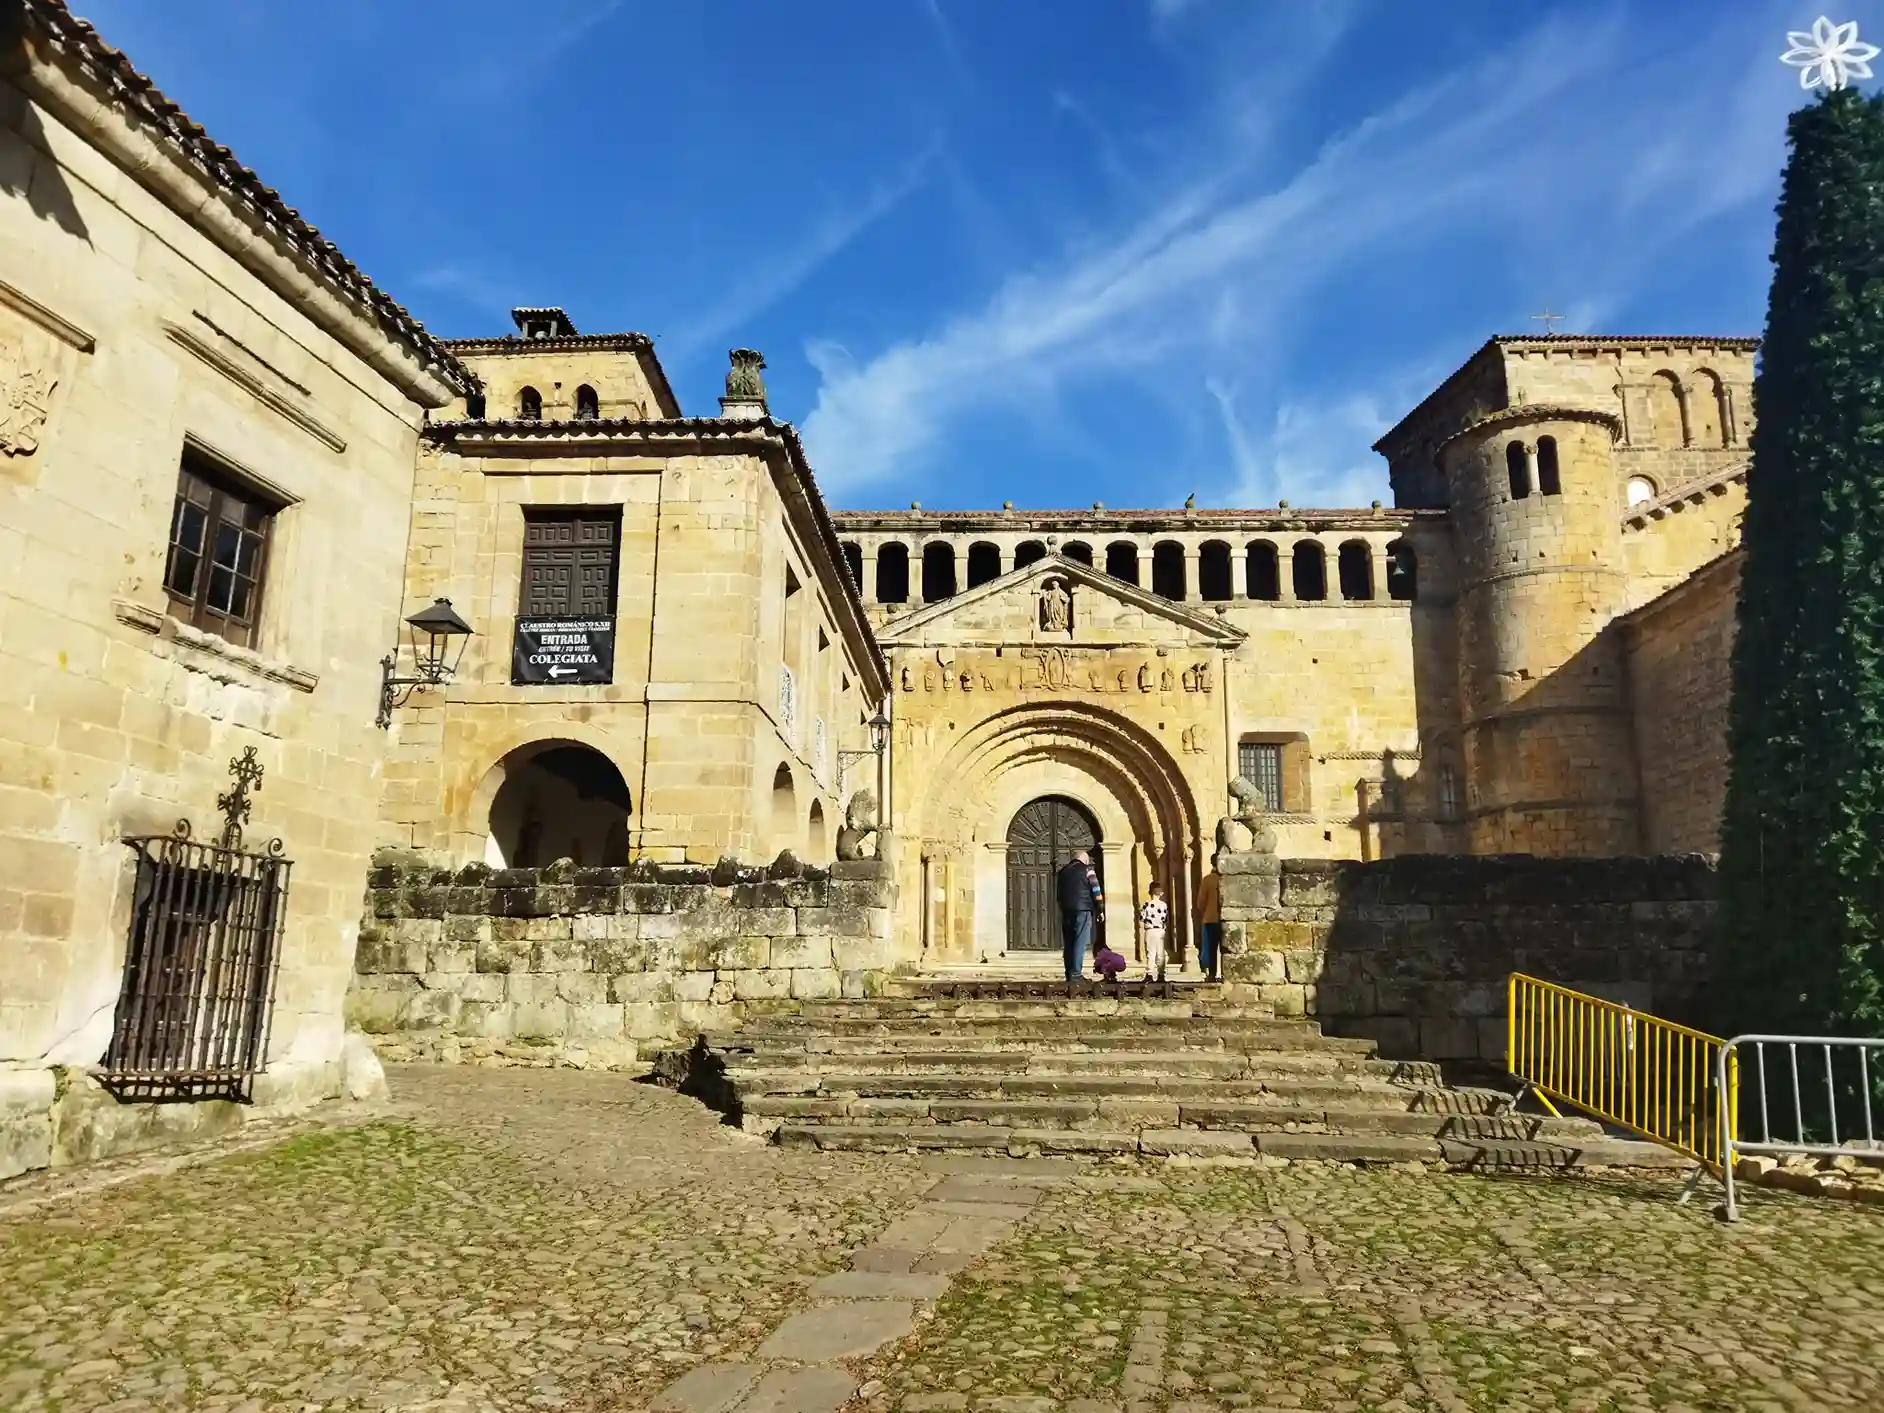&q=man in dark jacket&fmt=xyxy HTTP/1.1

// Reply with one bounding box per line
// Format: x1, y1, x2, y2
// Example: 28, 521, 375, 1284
1055, 848, 1104, 982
